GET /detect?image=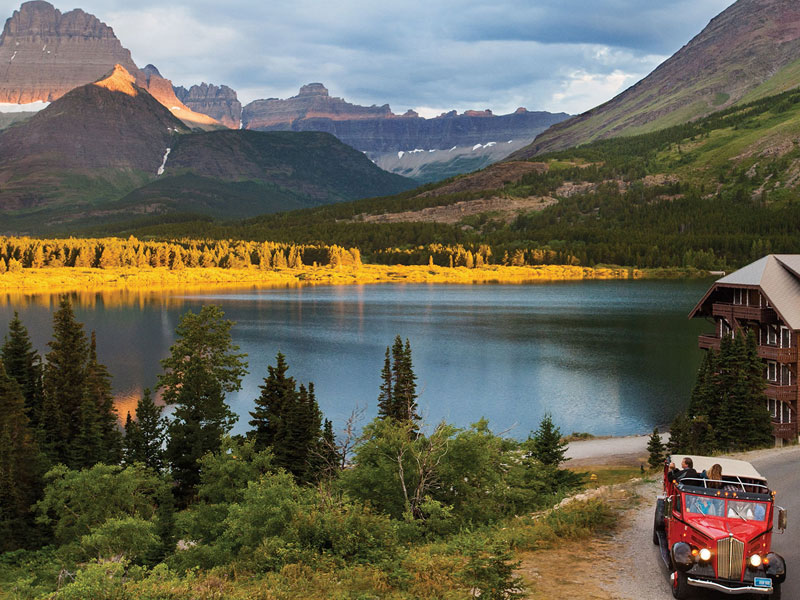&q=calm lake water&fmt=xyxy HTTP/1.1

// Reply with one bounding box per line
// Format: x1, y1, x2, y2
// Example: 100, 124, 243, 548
0, 280, 712, 438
